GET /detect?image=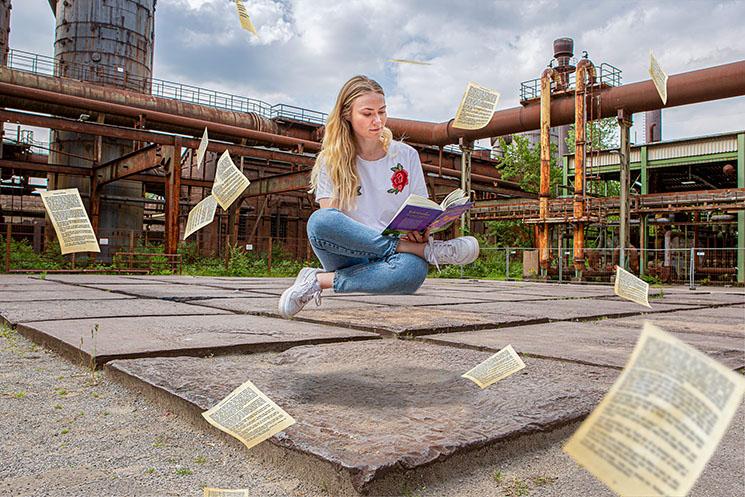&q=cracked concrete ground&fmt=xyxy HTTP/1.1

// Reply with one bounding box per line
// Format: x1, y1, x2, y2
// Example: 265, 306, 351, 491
1, 274, 743, 496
